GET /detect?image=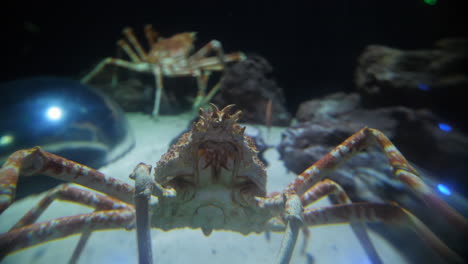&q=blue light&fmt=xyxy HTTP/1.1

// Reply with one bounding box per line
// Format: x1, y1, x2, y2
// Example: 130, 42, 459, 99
417, 83, 430, 91
437, 184, 452, 196
438, 123, 452, 132
46, 106, 63, 121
